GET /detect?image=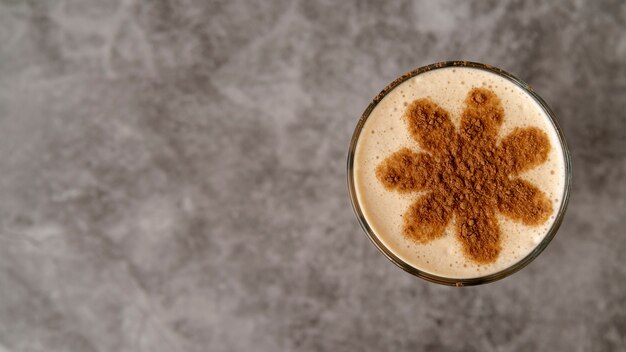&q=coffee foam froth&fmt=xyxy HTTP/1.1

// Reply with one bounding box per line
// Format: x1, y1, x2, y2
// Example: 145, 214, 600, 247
353, 67, 566, 279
